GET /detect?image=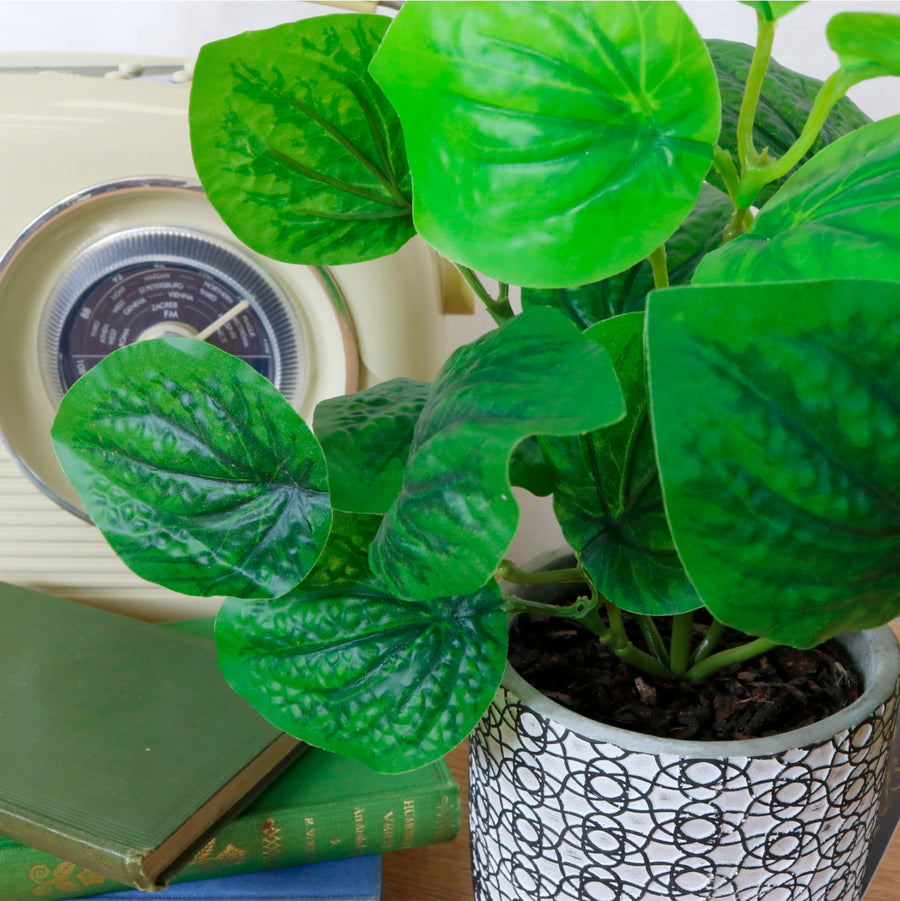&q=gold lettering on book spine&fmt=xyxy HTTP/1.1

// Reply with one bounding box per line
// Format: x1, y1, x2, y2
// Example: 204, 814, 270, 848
353, 806, 368, 854
29, 862, 106, 896
261, 817, 283, 864
402, 799, 416, 849
187, 837, 247, 870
